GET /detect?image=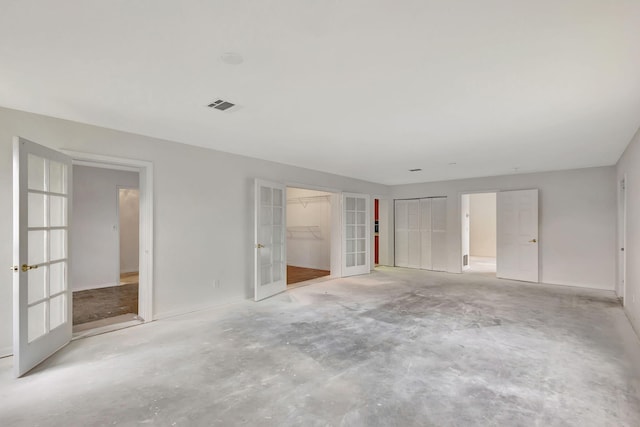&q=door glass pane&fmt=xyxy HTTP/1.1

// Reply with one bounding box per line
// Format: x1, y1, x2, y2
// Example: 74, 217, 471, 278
357, 252, 366, 266
28, 154, 46, 191
273, 189, 283, 207
28, 230, 46, 265
260, 246, 271, 265
261, 187, 272, 205
346, 239, 355, 253
357, 226, 366, 238
346, 197, 355, 211
273, 207, 282, 226
49, 161, 67, 194
346, 225, 355, 239
261, 265, 271, 286
261, 206, 272, 225
346, 253, 355, 267
273, 226, 282, 243
28, 302, 47, 343
356, 212, 366, 225
28, 193, 46, 227
260, 226, 272, 244
356, 198, 366, 211
49, 196, 67, 227
357, 239, 365, 251
273, 245, 282, 262
50, 294, 66, 330
50, 229, 66, 261
28, 266, 46, 304
273, 262, 282, 281
346, 212, 355, 225
50, 261, 66, 294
